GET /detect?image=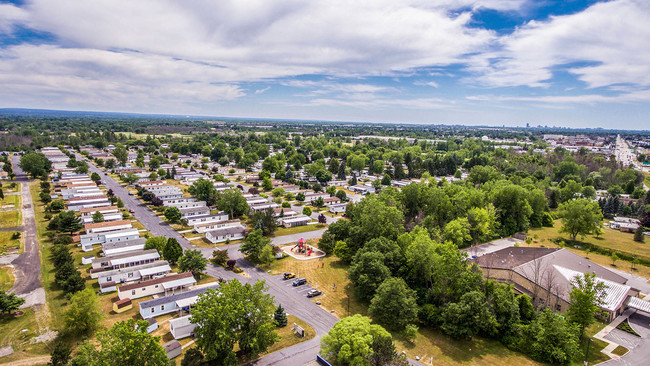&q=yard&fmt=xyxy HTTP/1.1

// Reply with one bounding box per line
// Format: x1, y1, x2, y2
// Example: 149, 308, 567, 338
272, 223, 327, 237
0, 194, 20, 208
0, 266, 14, 291
0, 210, 21, 229
0, 230, 22, 255
3, 183, 20, 193
0, 309, 49, 365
